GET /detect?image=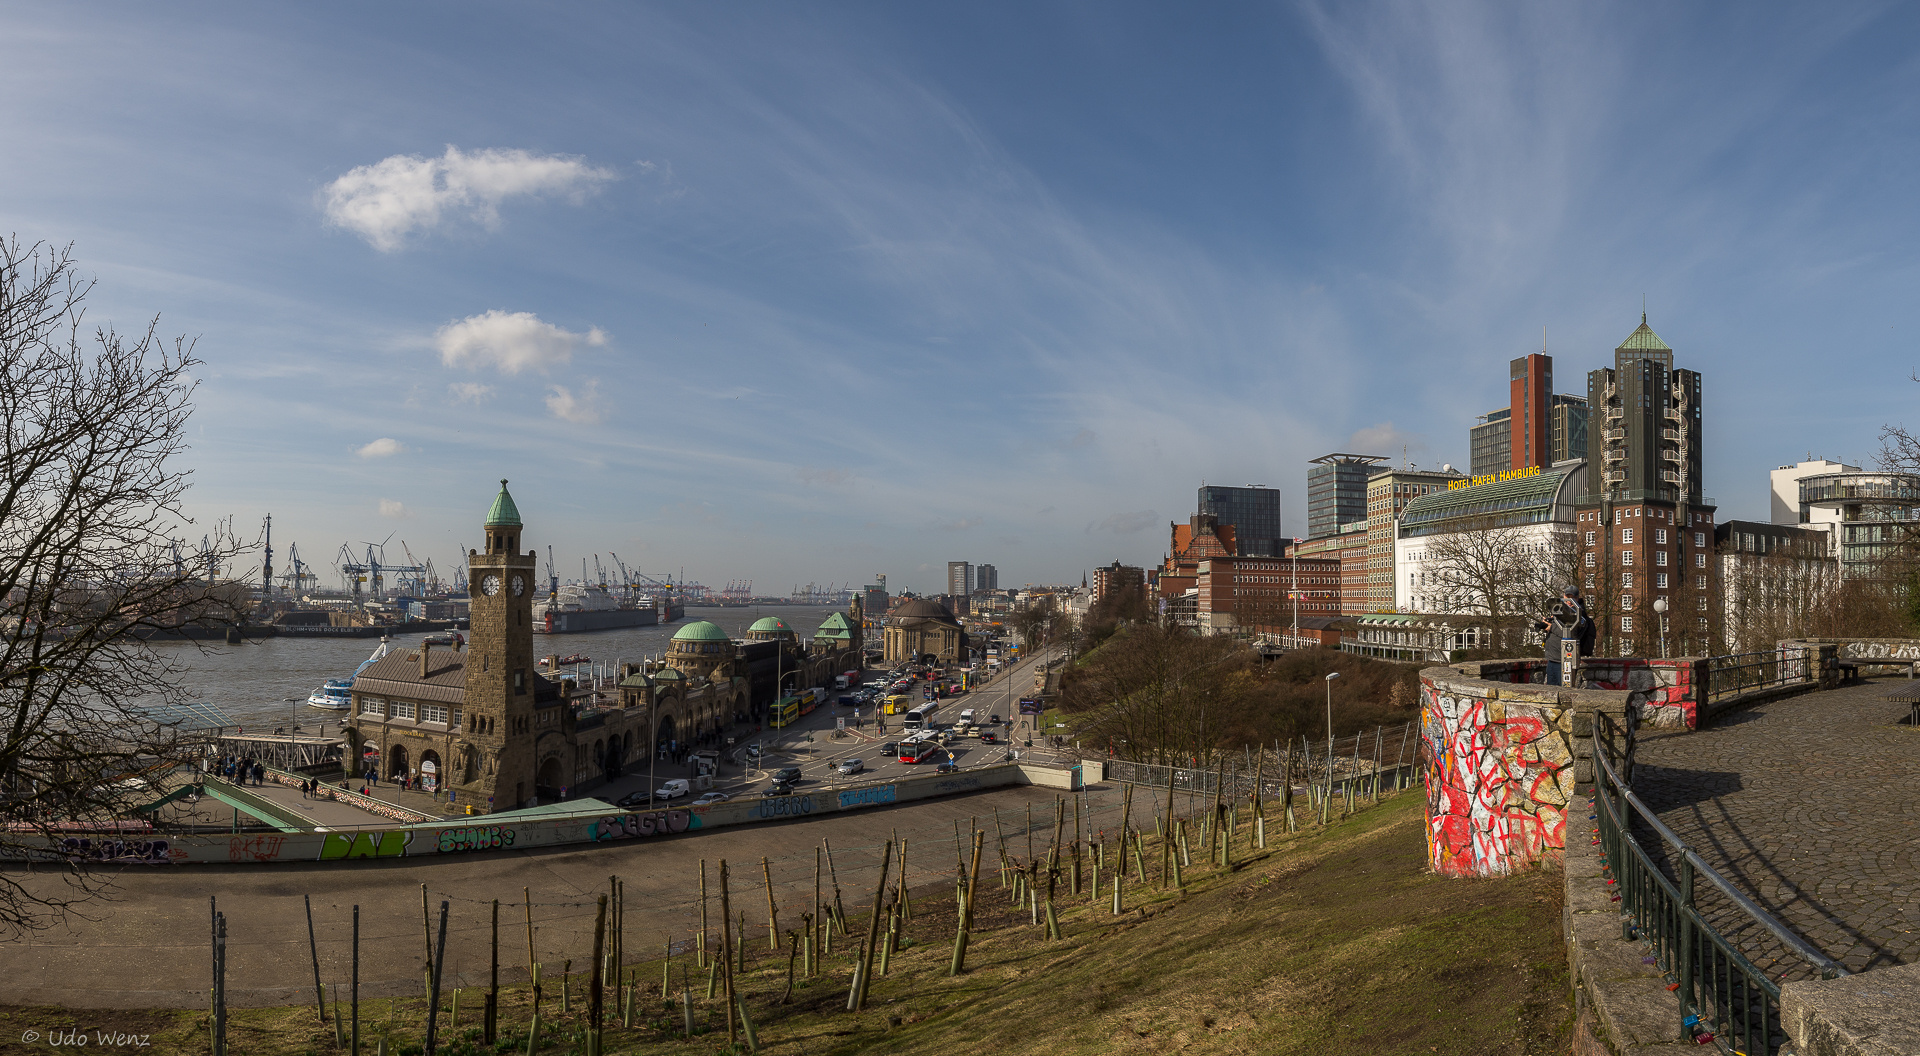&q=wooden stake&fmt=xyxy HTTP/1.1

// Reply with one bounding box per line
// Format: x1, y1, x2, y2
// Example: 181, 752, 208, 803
762, 857, 780, 950
698, 859, 709, 967
523, 886, 540, 1013
847, 840, 894, 1012
719, 860, 737, 1044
